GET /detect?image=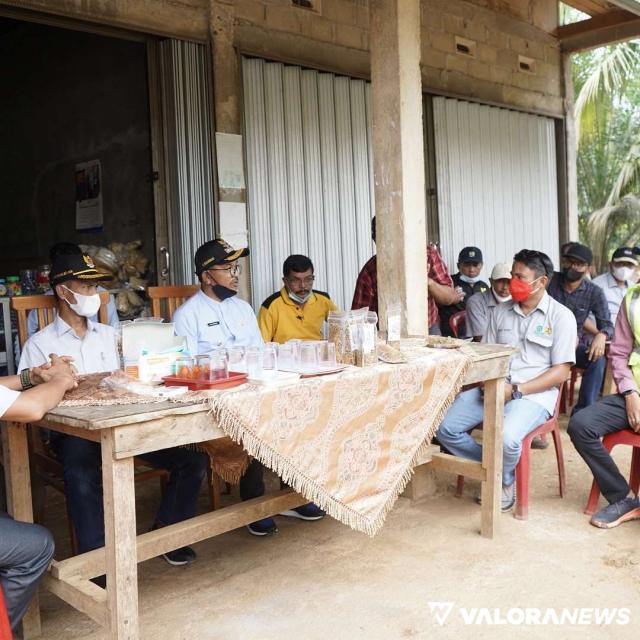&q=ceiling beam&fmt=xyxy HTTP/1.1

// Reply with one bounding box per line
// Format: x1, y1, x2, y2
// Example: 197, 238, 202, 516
606, 0, 640, 17
562, 0, 614, 16
558, 8, 640, 51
